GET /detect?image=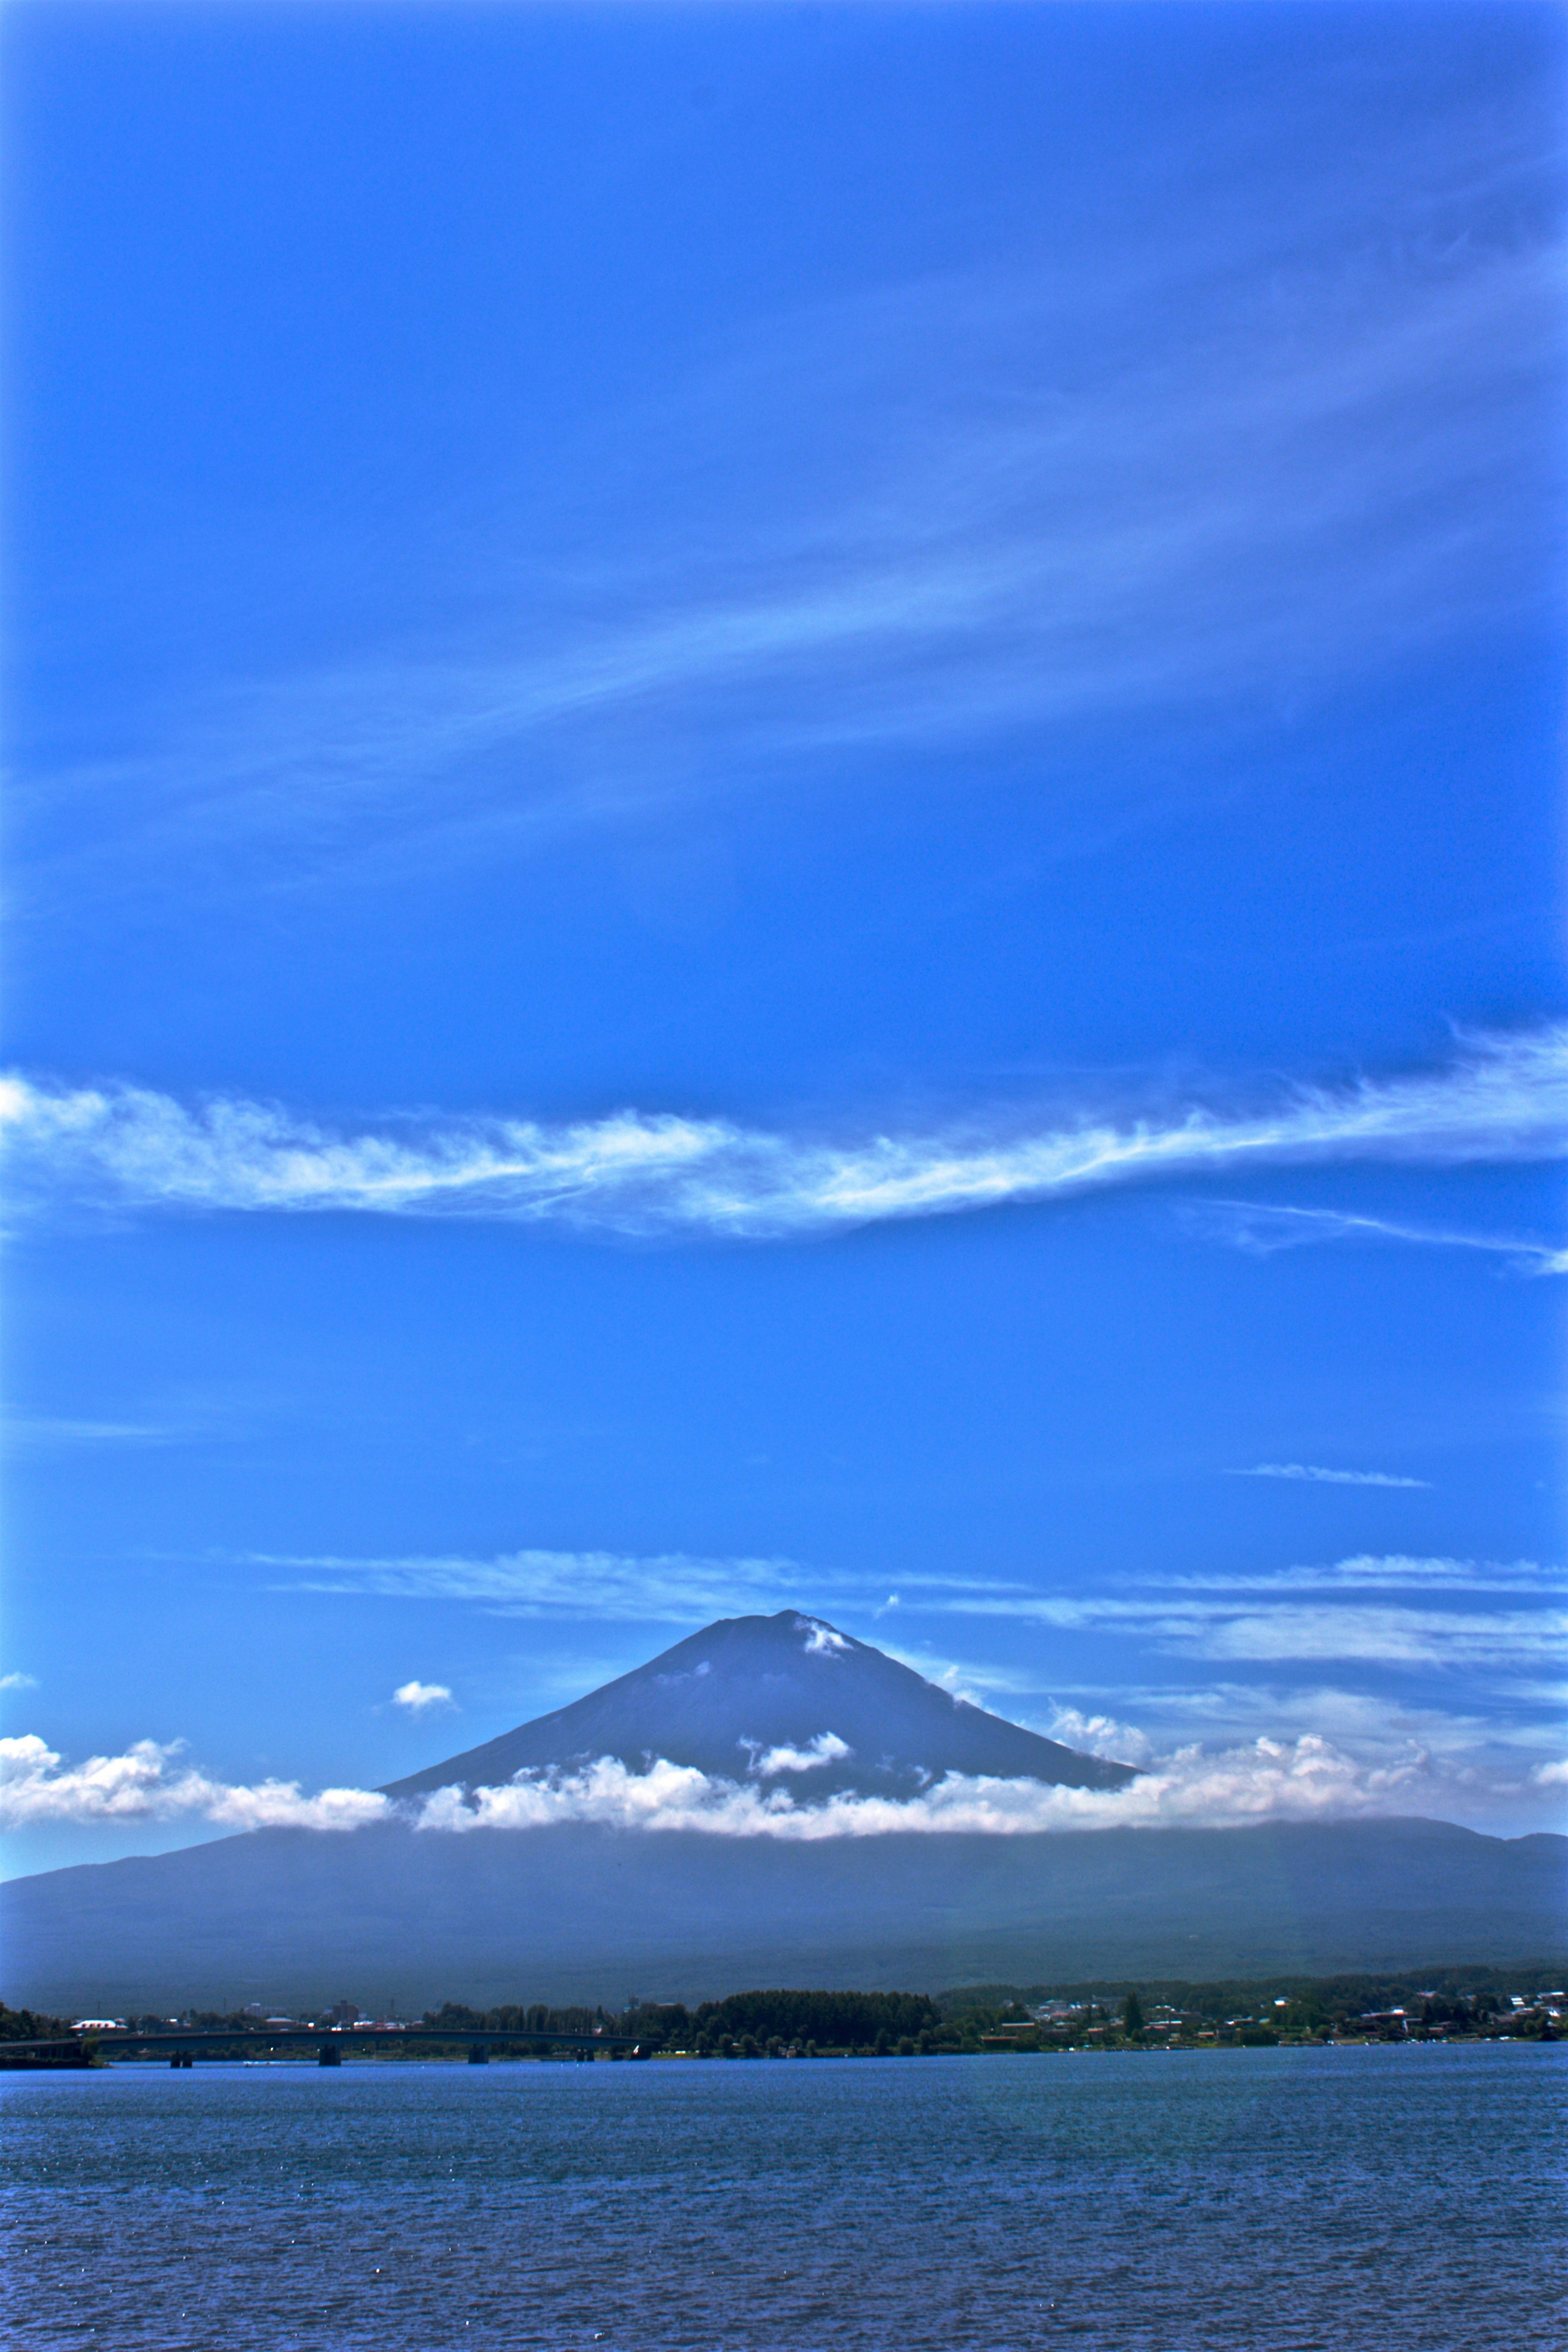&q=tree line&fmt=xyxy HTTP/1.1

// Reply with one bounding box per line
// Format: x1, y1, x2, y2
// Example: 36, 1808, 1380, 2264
0, 2003, 71, 2041
422, 1989, 941, 2054
8, 1961, 1561, 2056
